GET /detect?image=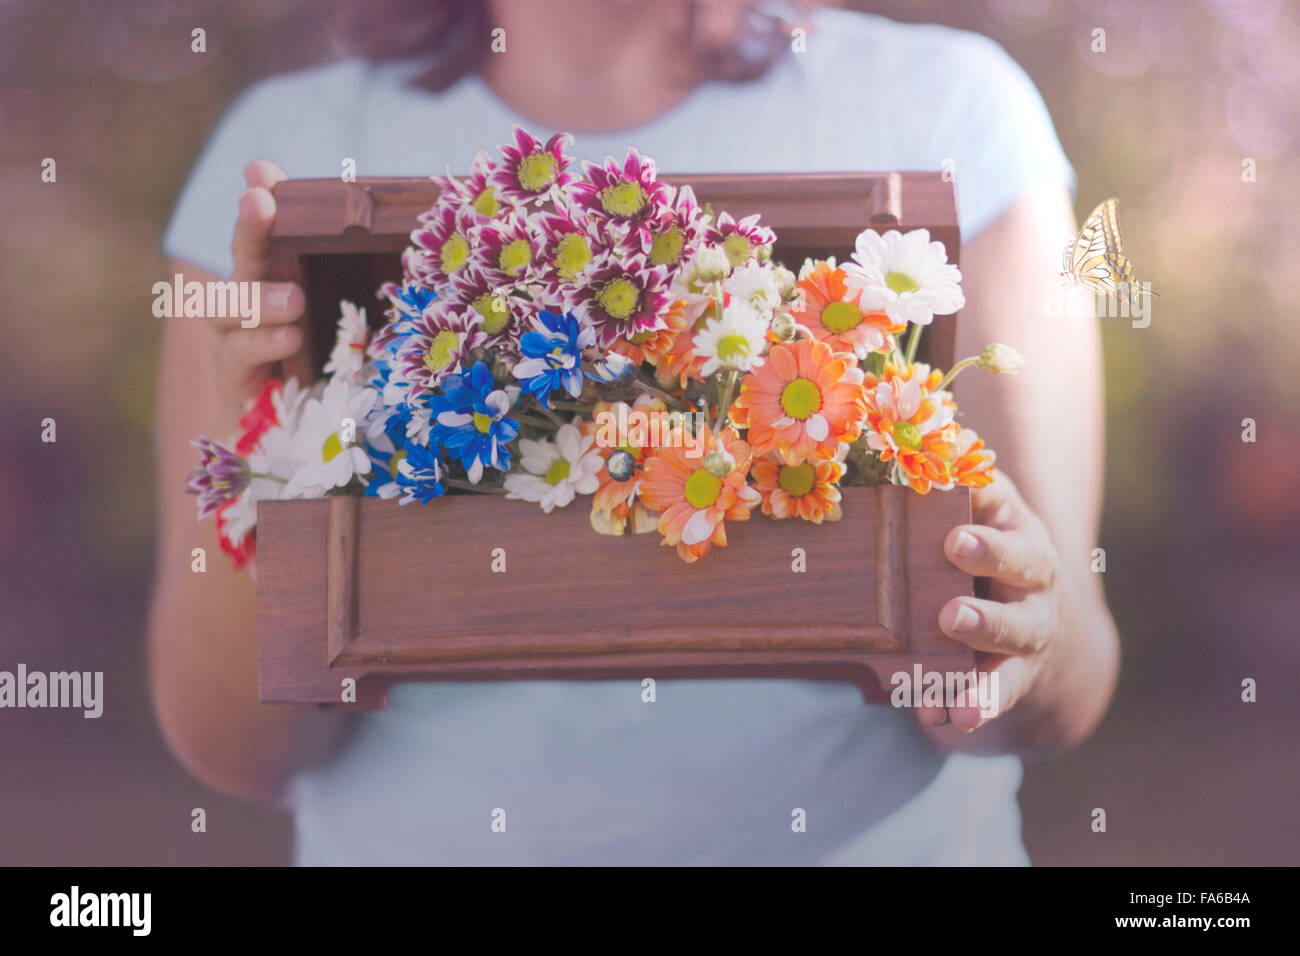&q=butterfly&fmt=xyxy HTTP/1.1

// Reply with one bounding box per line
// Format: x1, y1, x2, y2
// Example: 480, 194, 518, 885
1060, 198, 1157, 303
